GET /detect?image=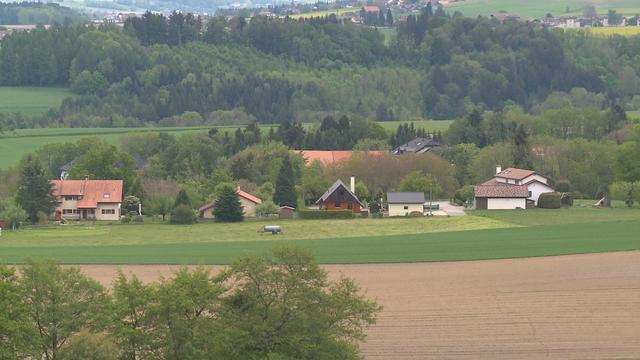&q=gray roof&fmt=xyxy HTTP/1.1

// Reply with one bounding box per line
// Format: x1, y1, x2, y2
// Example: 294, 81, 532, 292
387, 192, 425, 204
316, 179, 364, 206
393, 137, 440, 154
